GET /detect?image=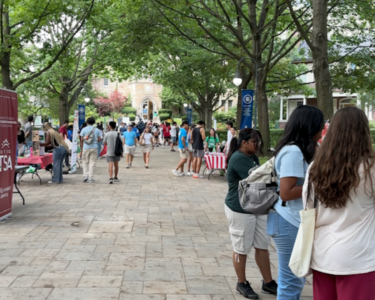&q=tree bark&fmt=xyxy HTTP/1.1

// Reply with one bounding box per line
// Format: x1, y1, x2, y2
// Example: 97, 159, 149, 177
59, 87, 70, 125
257, 81, 270, 152
311, 0, 333, 119
1, 11, 13, 90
